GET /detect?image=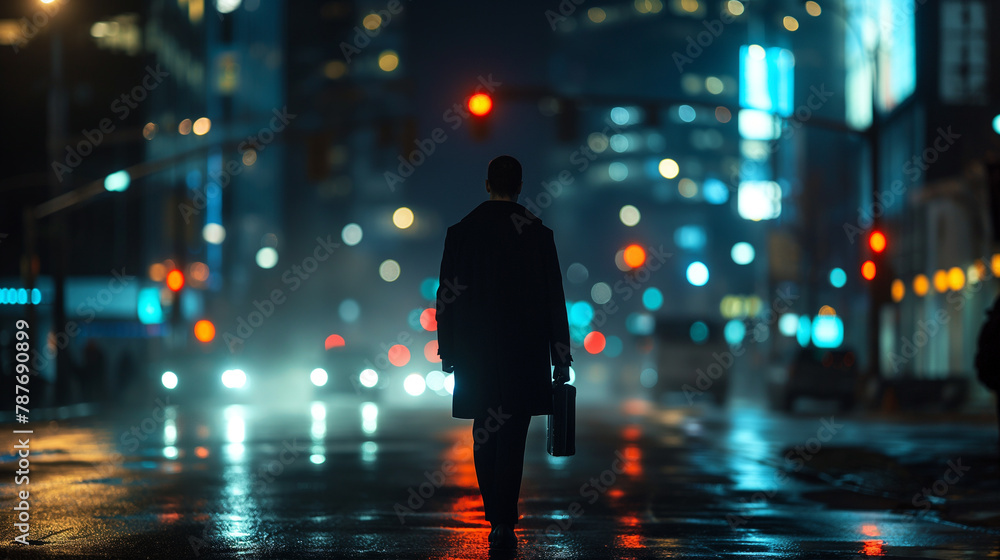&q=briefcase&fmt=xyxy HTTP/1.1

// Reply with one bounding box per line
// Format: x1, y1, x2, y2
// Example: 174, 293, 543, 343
547, 381, 576, 456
